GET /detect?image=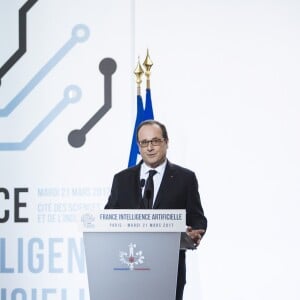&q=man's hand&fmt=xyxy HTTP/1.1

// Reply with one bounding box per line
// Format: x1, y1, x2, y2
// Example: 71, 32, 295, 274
186, 227, 206, 247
